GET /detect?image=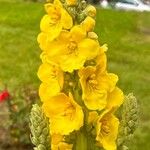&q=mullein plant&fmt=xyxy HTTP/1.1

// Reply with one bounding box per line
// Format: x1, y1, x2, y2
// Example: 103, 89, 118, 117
30, 0, 138, 150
